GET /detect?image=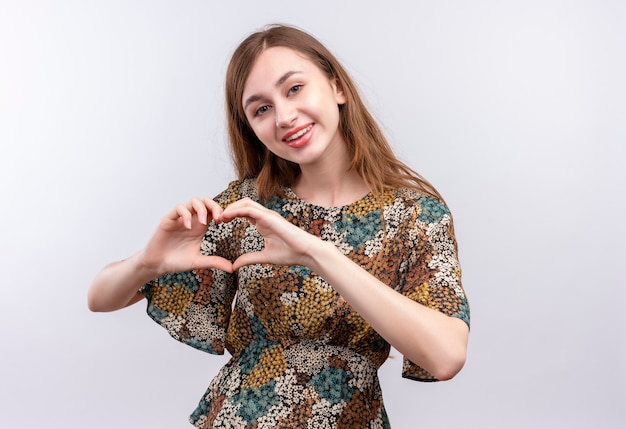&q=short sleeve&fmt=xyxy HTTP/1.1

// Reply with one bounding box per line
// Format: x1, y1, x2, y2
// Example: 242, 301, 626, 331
140, 267, 236, 354
139, 182, 245, 354
398, 195, 470, 381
